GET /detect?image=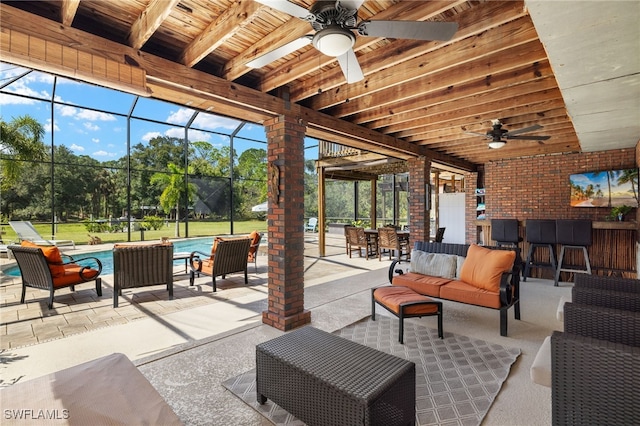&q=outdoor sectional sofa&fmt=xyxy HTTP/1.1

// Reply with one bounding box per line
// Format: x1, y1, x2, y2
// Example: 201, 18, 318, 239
389, 242, 521, 336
